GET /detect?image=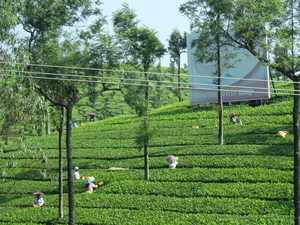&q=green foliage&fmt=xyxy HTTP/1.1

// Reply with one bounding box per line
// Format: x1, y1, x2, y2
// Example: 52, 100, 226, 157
0, 0, 23, 42
135, 122, 158, 150
0, 76, 48, 144
123, 85, 147, 116
168, 28, 187, 66
0, 96, 296, 224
